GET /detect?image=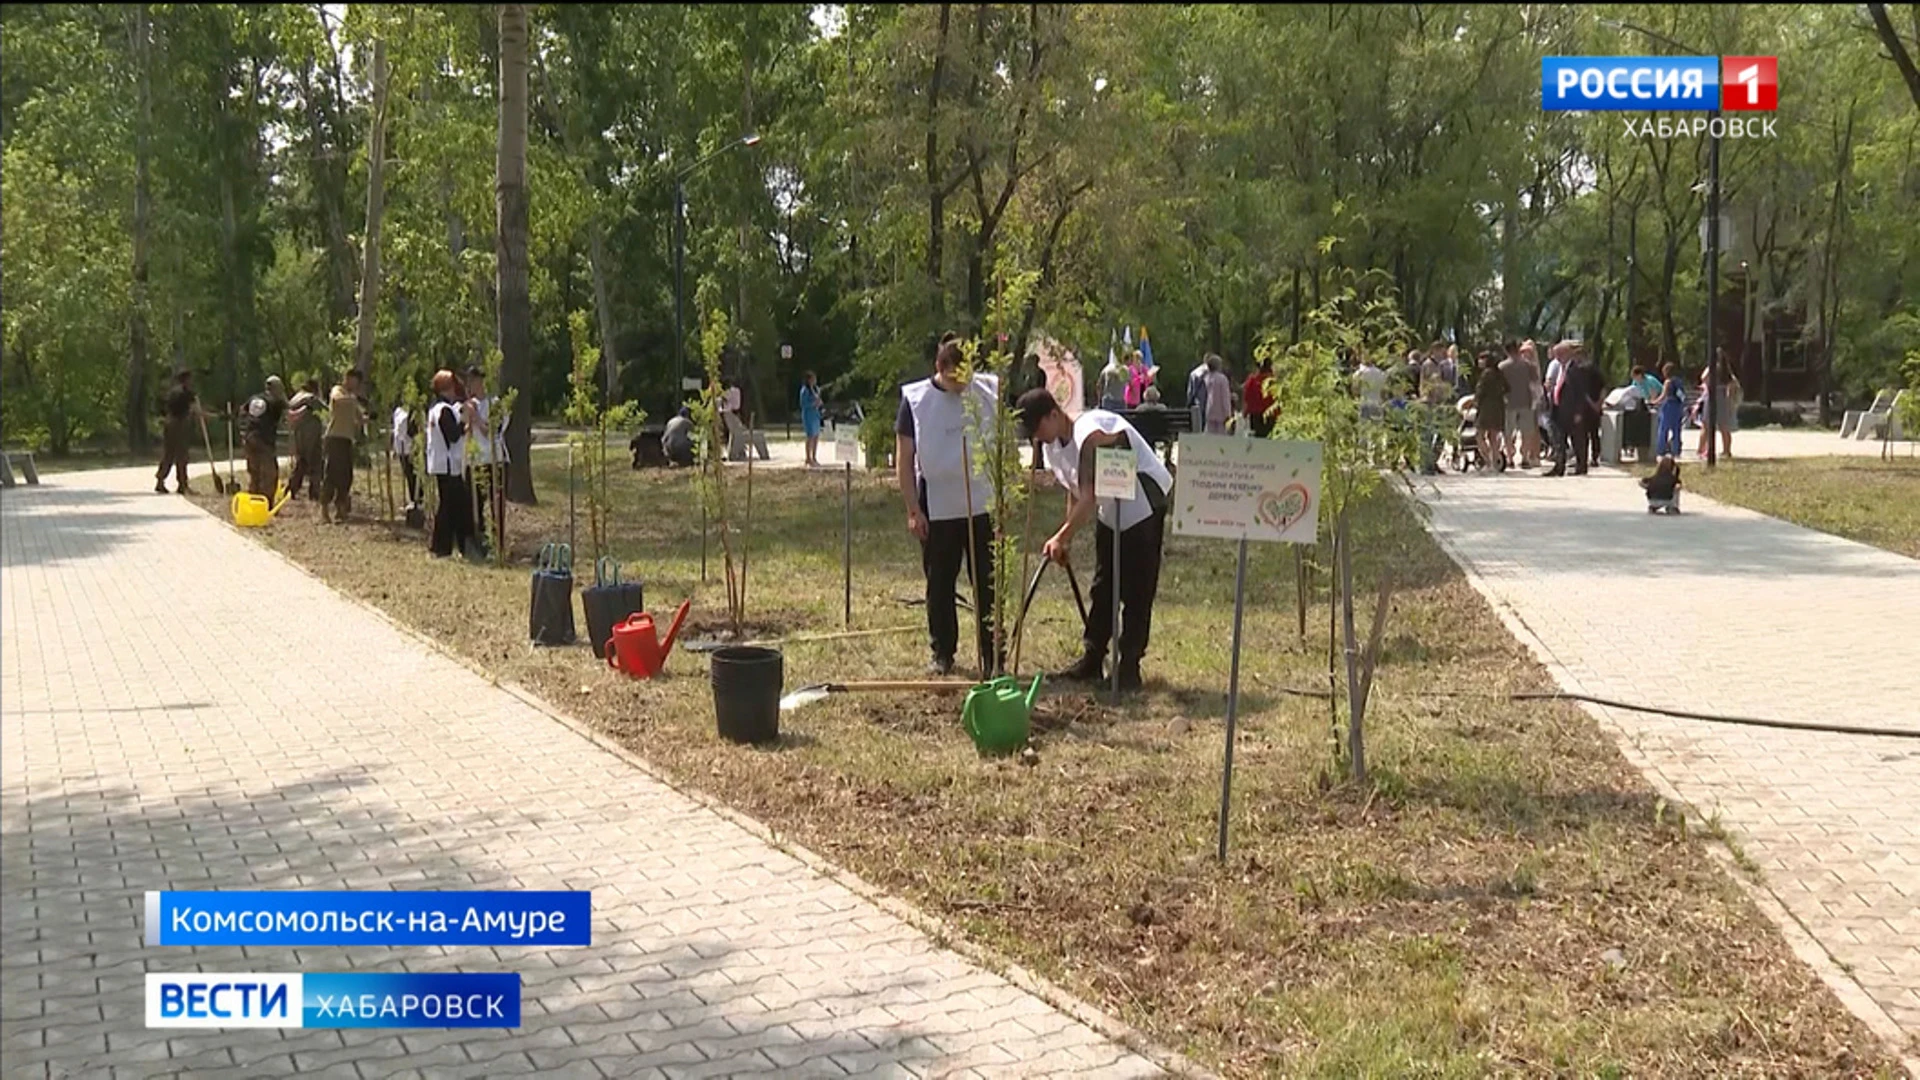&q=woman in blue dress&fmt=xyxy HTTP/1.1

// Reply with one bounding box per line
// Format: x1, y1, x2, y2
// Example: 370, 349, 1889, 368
1650, 361, 1687, 458
799, 370, 824, 467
